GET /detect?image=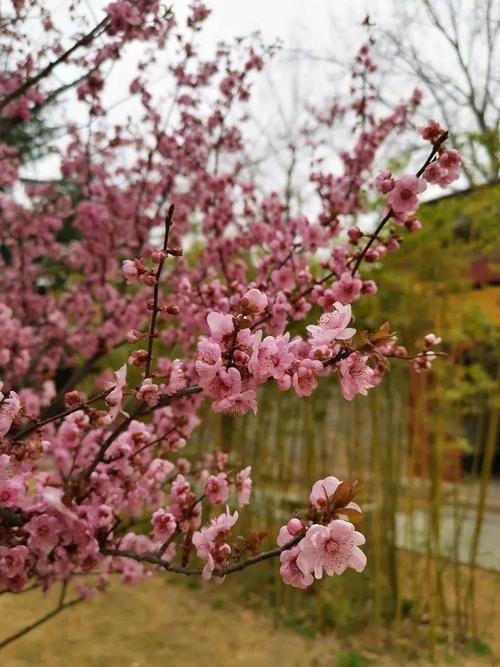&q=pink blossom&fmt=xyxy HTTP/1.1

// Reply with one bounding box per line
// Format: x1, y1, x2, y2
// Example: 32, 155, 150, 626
235, 466, 252, 506
309, 476, 362, 516
347, 226, 363, 243
192, 509, 238, 580
424, 333, 442, 346
240, 288, 268, 314
105, 365, 127, 422
424, 149, 461, 186
122, 259, 139, 283
375, 169, 394, 194
331, 272, 362, 305
204, 367, 240, 400
248, 331, 293, 383
212, 389, 257, 416
0, 391, 21, 438
106, 1, 141, 32
387, 175, 426, 216
0, 476, 25, 507
310, 476, 342, 509
205, 473, 230, 504
411, 351, 438, 373
196, 339, 223, 383
25, 514, 61, 553
307, 302, 356, 347
297, 520, 367, 578
136, 378, 160, 406
0, 545, 30, 579
292, 359, 323, 398
279, 546, 314, 589
151, 509, 176, 541
420, 119, 445, 143
206, 312, 234, 341
339, 352, 376, 400
277, 517, 303, 547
